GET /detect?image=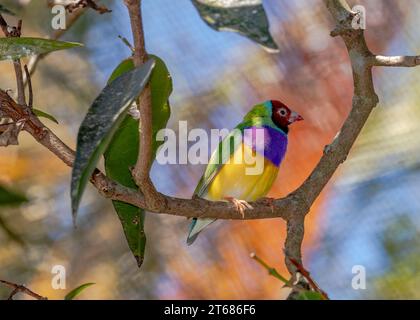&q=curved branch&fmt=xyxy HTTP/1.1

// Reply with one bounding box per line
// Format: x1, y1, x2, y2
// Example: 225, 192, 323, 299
283, 0, 420, 295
